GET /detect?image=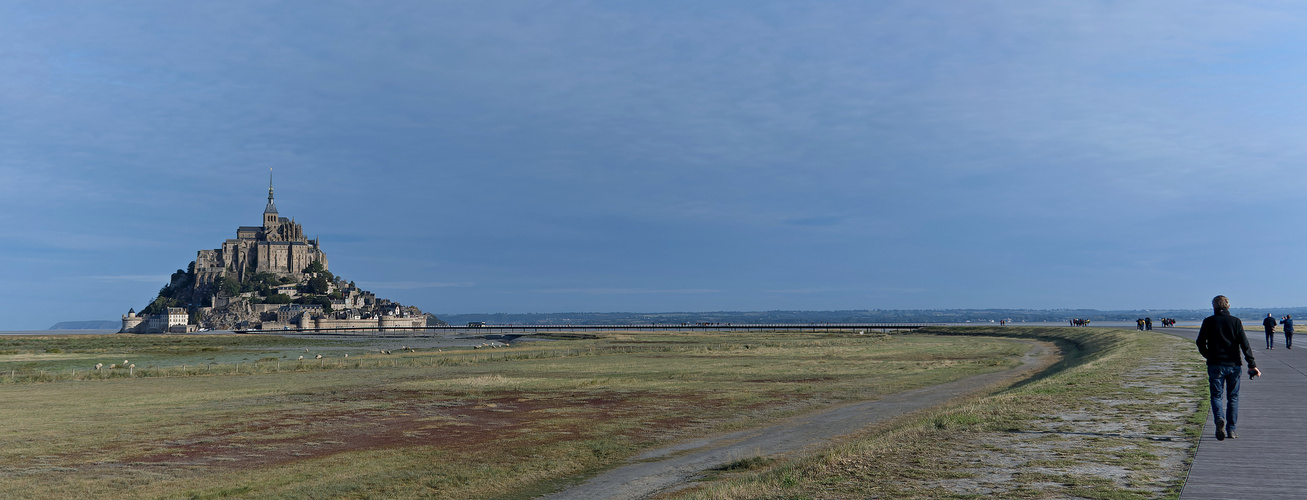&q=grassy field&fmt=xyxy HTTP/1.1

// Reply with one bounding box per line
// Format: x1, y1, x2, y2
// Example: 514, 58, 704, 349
0, 331, 1031, 499
669, 326, 1207, 499
0, 334, 350, 379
